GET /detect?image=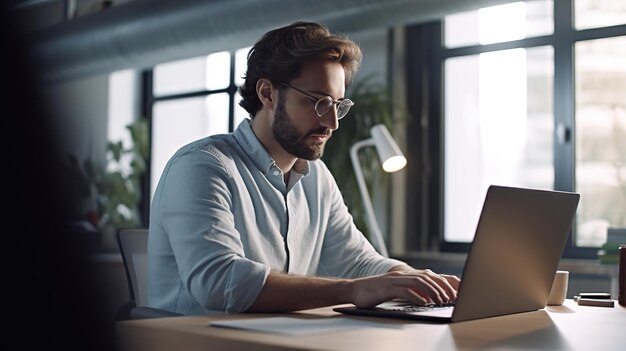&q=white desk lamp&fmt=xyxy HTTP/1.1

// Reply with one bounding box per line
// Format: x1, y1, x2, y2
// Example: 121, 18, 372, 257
350, 124, 407, 257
